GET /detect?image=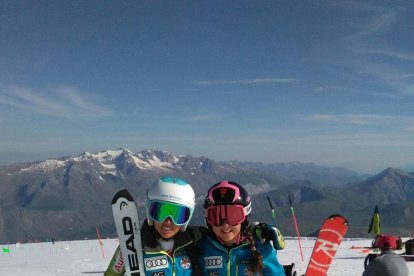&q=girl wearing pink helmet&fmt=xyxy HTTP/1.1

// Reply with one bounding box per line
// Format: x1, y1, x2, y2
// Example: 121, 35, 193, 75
196, 180, 286, 276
